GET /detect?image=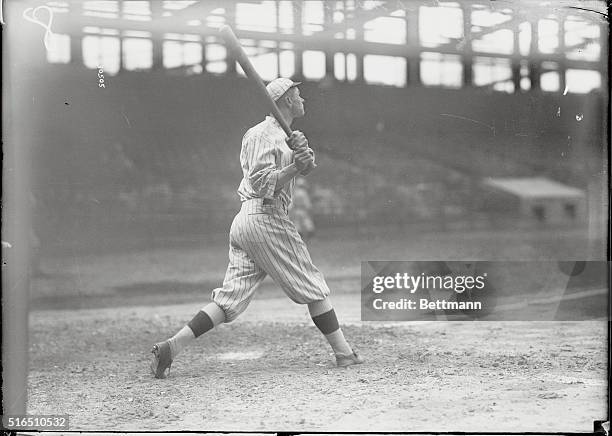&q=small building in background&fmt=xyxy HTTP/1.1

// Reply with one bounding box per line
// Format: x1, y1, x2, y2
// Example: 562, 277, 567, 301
480, 177, 586, 226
